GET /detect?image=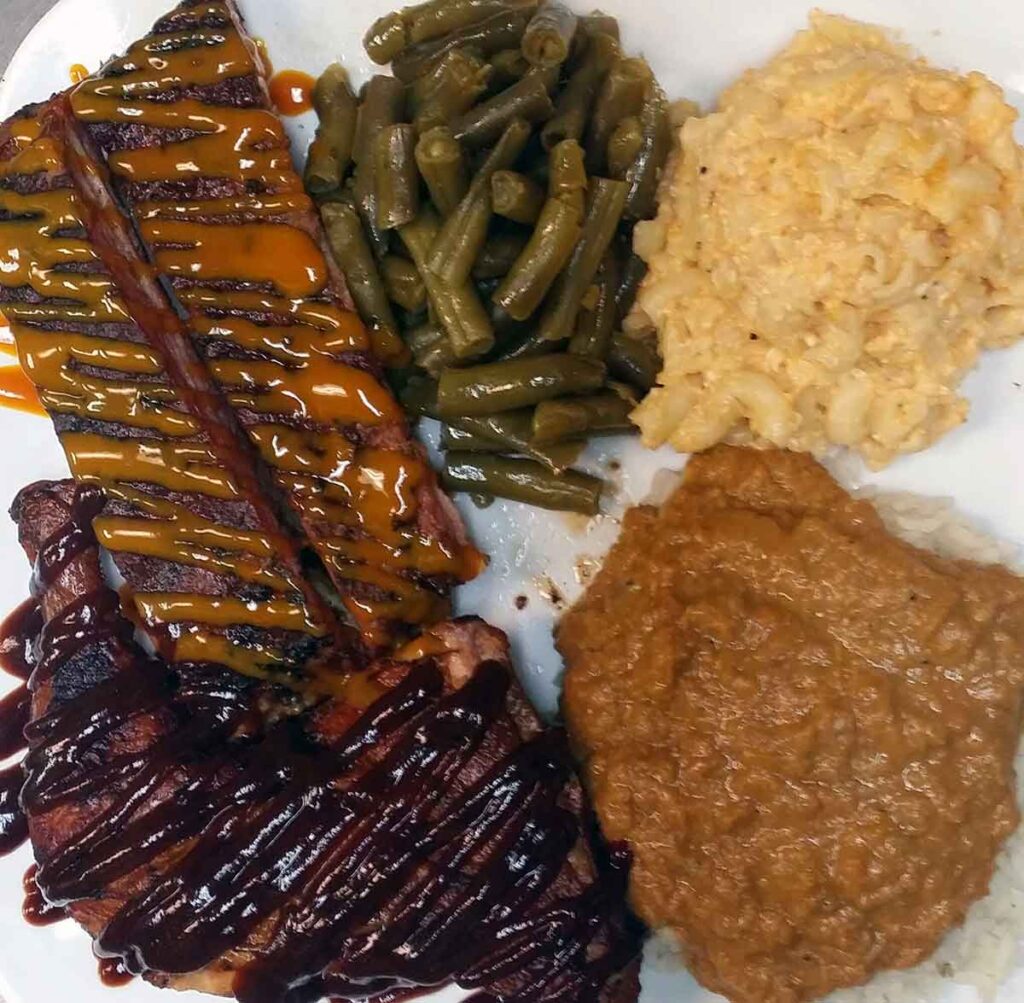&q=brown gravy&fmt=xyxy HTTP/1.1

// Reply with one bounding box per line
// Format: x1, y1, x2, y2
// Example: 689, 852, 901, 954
559, 447, 1024, 1003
